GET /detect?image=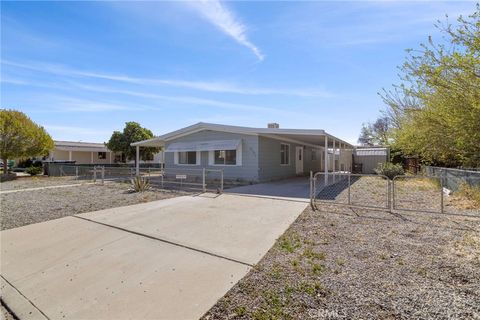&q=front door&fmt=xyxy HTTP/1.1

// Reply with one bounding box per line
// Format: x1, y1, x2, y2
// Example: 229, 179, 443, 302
295, 146, 304, 174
